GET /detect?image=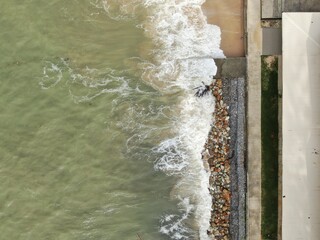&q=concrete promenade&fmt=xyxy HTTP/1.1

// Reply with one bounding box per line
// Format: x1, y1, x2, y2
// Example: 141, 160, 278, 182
246, 0, 262, 239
